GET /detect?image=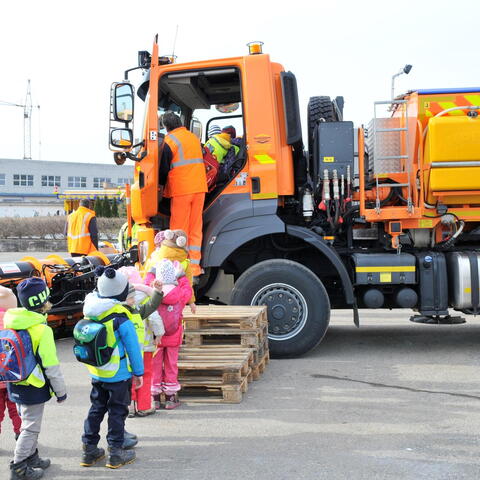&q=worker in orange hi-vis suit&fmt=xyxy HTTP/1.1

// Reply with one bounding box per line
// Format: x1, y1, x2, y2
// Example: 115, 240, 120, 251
161, 112, 208, 277
66, 199, 98, 256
